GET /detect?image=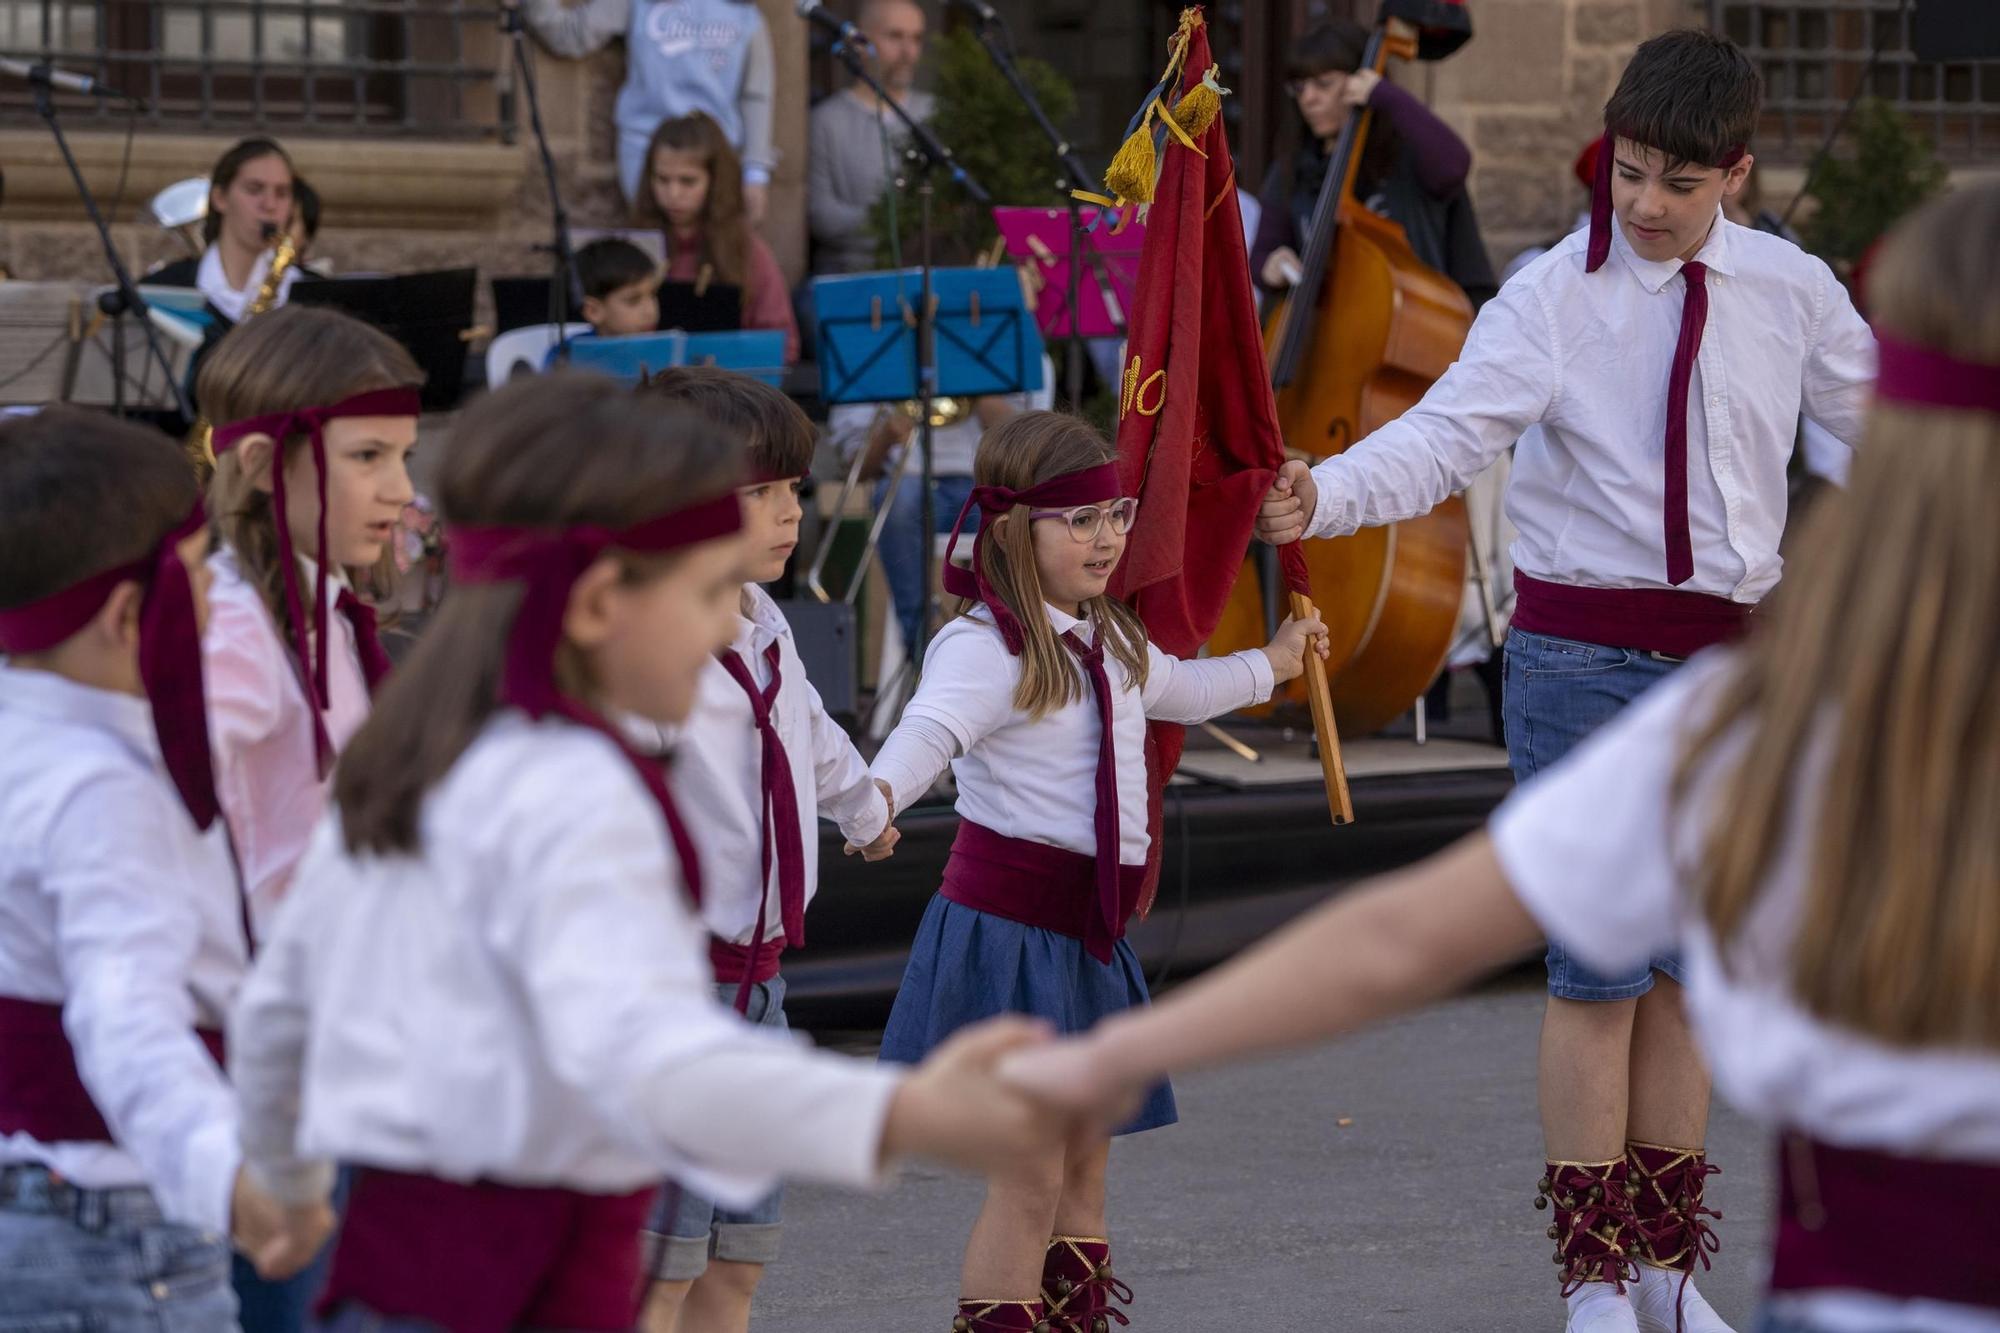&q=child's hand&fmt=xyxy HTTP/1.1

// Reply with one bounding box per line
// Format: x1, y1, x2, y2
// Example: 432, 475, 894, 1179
1260, 610, 1330, 684
843, 779, 900, 861
1256, 460, 1318, 545
882, 1017, 1072, 1174
997, 1032, 1145, 1134
230, 1167, 335, 1280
